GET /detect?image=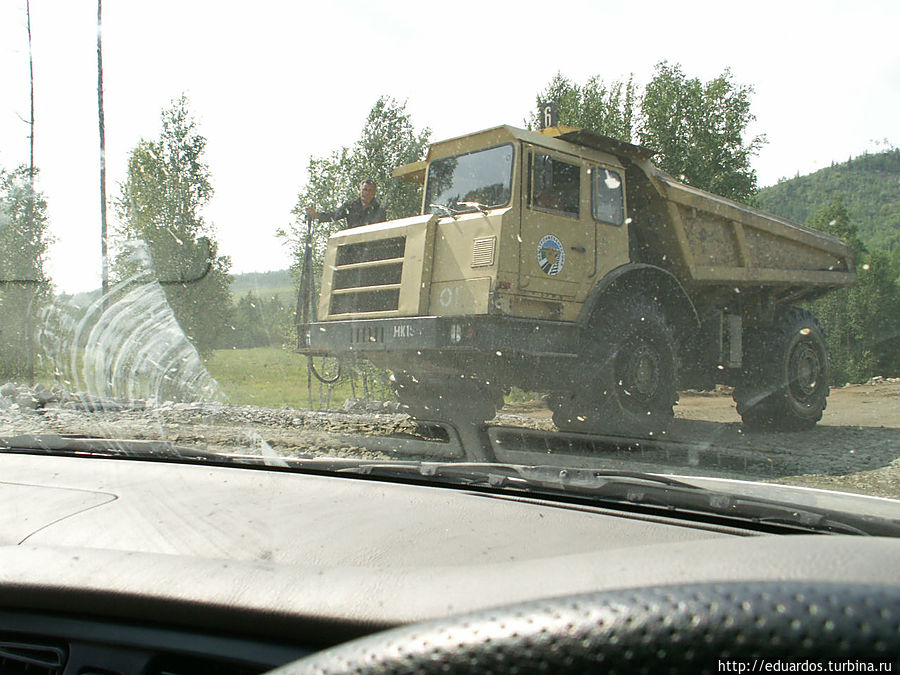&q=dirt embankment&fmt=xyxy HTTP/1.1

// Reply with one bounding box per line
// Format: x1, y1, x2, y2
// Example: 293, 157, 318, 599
677, 379, 900, 498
